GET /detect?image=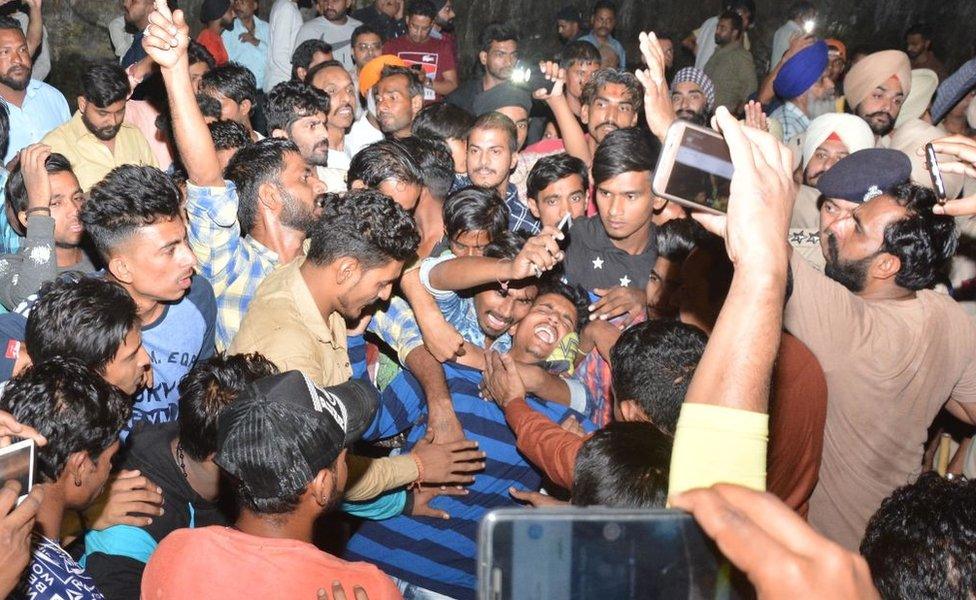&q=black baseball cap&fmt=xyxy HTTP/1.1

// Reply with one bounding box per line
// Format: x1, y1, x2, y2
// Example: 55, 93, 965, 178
215, 372, 379, 501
